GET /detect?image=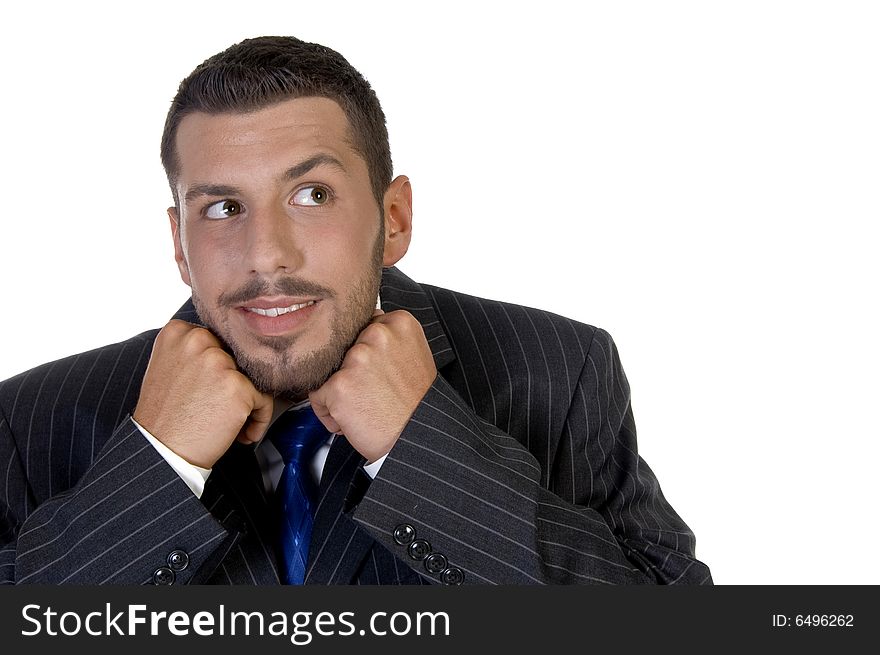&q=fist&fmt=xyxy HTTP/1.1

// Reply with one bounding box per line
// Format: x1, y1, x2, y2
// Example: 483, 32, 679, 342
309, 310, 437, 463
133, 320, 273, 468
